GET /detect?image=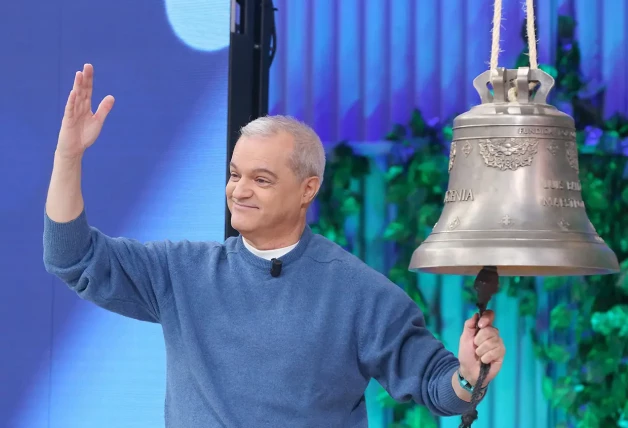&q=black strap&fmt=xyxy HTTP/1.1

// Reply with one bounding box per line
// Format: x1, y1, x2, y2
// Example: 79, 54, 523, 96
459, 266, 500, 428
